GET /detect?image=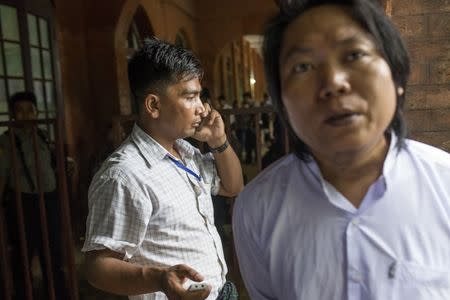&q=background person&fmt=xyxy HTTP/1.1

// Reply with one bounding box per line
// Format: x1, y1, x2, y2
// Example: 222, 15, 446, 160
0, 91, 68, 299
